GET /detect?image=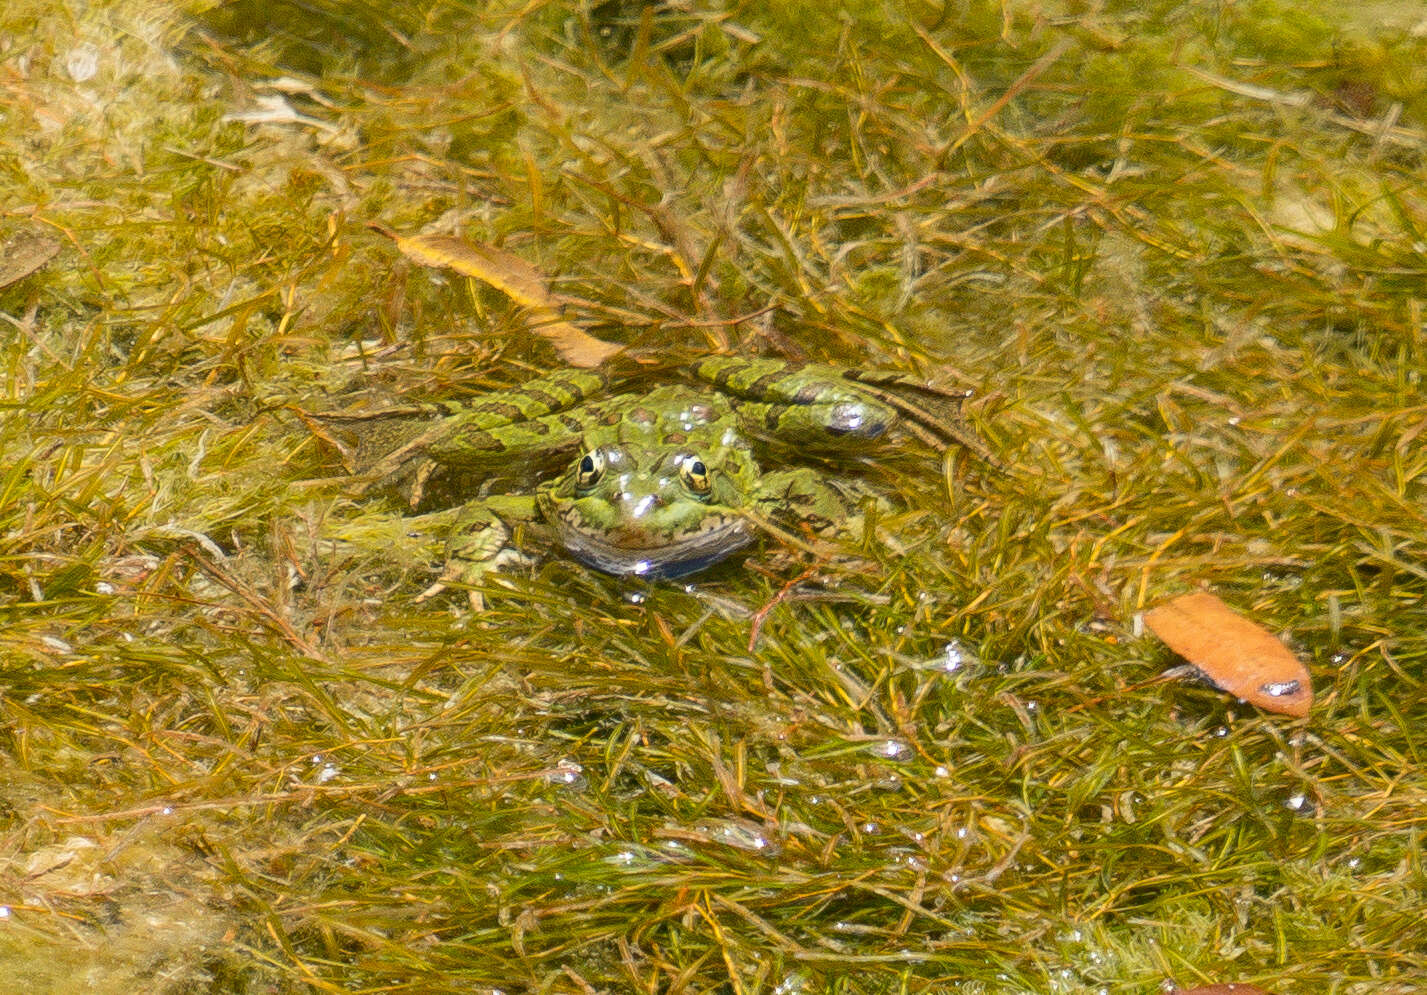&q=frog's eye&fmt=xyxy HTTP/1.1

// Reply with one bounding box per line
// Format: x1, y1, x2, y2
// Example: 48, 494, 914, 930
575, 450, 605, 491
678, 454, 712, 497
